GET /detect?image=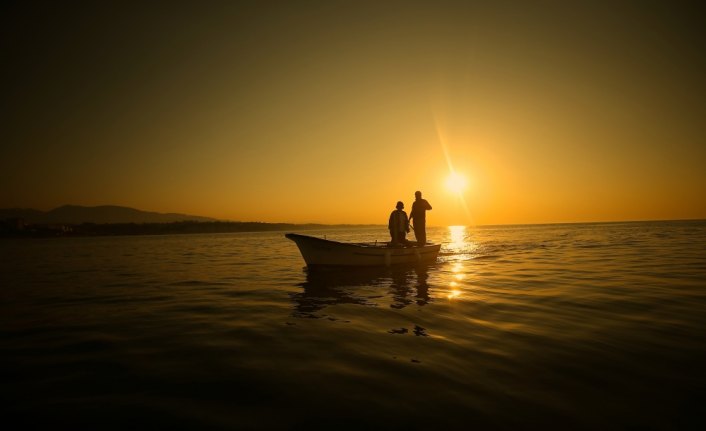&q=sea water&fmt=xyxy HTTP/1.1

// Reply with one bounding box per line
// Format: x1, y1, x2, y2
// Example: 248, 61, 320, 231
2, 221, 705, 430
